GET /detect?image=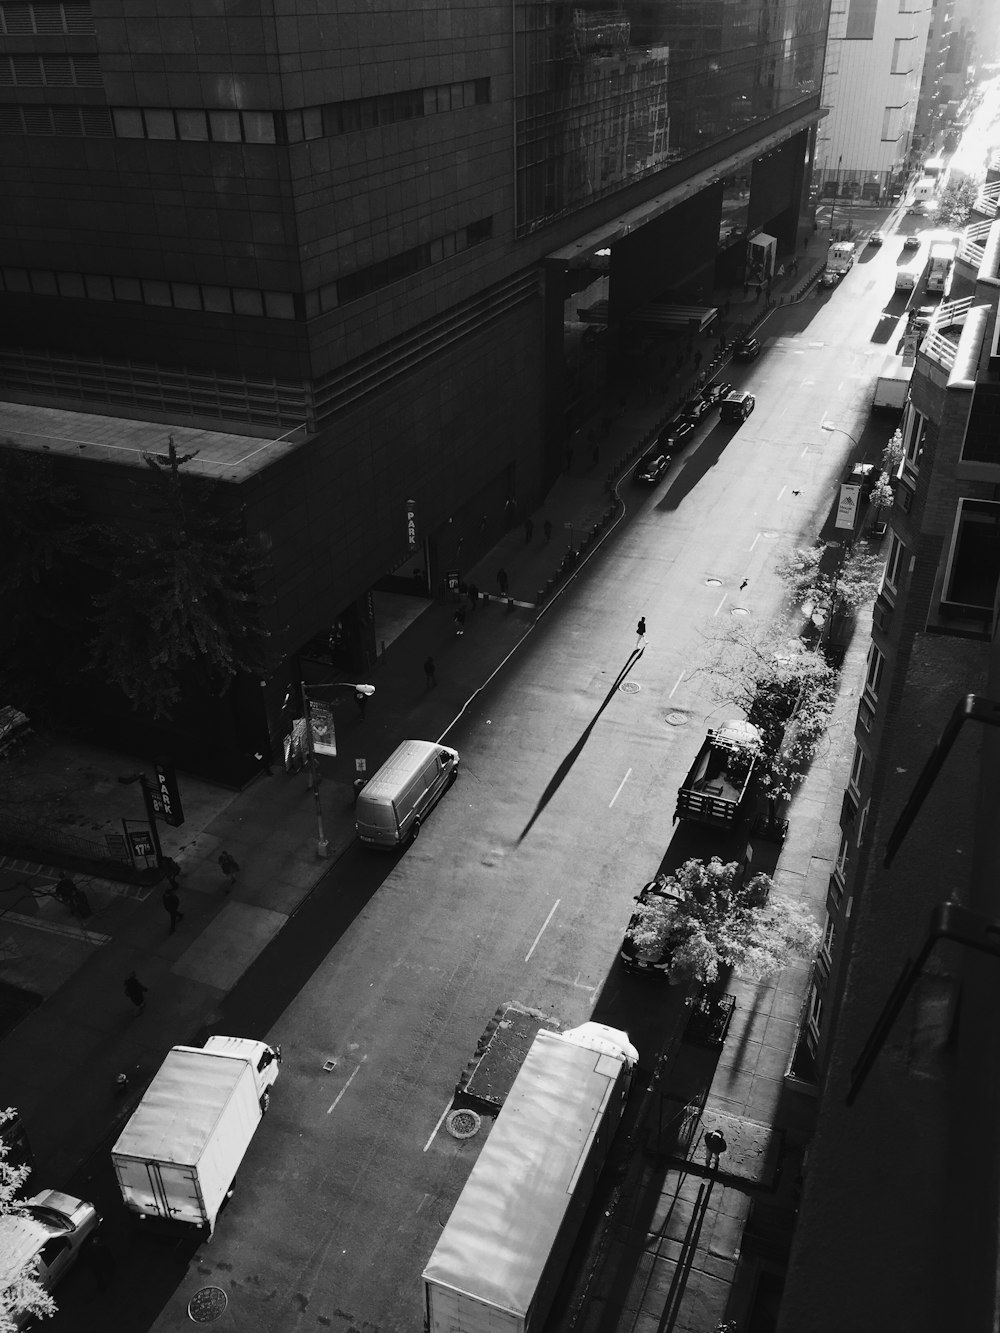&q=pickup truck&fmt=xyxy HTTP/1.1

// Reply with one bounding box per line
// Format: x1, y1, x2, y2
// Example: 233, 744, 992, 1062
674, 724, 760, 829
